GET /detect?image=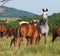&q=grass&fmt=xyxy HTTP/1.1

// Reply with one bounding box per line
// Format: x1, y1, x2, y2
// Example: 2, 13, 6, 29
0, 35, 60, 56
